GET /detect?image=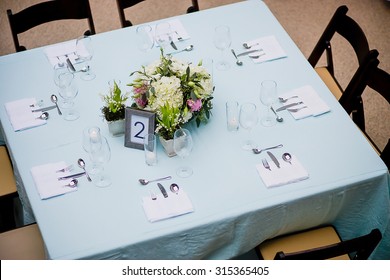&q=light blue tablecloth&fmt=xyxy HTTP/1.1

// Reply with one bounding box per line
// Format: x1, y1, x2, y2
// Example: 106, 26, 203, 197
0, 0, 389, 259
